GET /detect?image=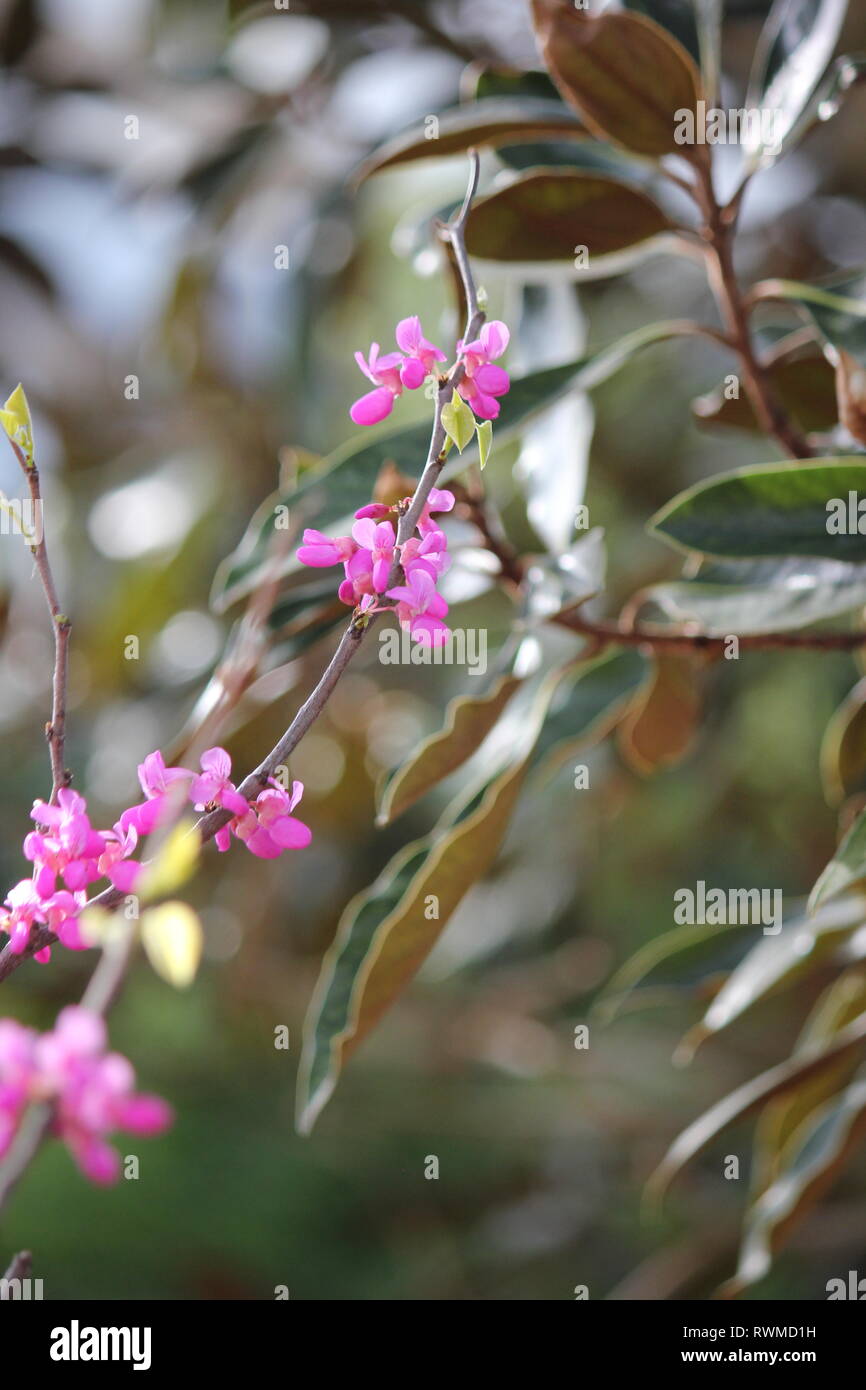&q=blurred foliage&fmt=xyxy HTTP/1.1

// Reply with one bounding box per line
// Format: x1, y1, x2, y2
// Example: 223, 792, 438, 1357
3, 0, 866, 1301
